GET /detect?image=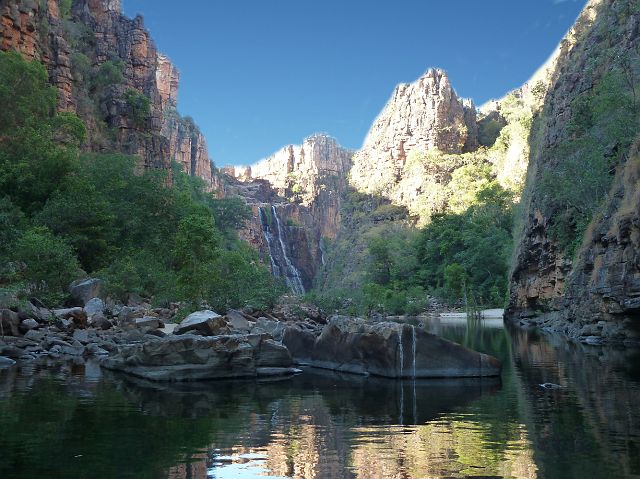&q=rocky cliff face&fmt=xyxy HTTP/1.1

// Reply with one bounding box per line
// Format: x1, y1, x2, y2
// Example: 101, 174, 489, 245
223, 134, 353, 291
349, 69, 478, 212
506, 0, 640, 344
0, 0, 219, 189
